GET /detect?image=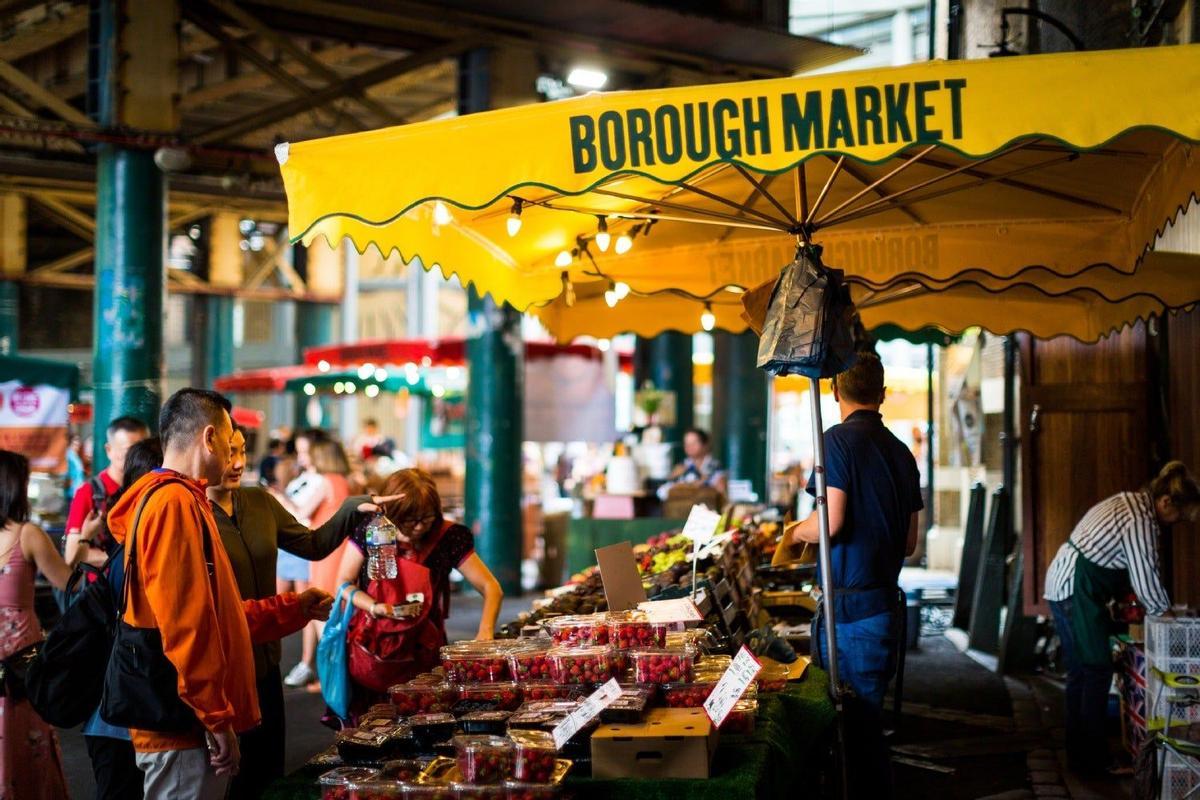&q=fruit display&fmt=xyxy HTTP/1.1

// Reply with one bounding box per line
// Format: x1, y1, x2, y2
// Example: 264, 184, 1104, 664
377, 760, 425, 782
457, 682, 523, 711
661, 681, 718, 708
507, 644, 553, 681
542, 614, 609, 646
509, 730, 556, 782
503, 781, 559, 800
607, 612, 667, 650
459, 710, 512, 736
599, 688, 650, 723
320, 767, 380, 800
611, 649, 630, 676
450, 782, 508, 800
442, 643, 511, 683
453, 735, 514, 784
630, 648, 695, 685
362, 703, 402, 723
547, 646, 615, 685
409, 713, 457, 746
401, 785, 457, 800
390, 683, 460, 716
348, 781, 405, 800
756, 662, 789, 693
337, 726, 406, 764
521, 682, 584, 702
721, 699, 758, 734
